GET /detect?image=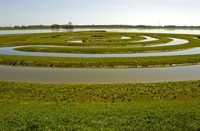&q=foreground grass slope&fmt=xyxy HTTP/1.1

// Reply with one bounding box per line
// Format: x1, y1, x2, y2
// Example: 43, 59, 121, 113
0, 80, 200, 130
